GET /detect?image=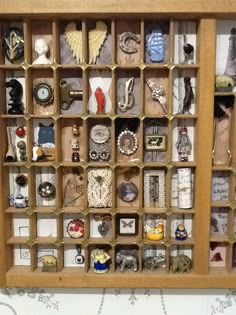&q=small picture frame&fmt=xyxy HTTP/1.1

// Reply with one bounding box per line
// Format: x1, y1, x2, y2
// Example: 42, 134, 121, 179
117, 129, 138, 156
117, 216, 138, 236
145, 135, 167, 151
